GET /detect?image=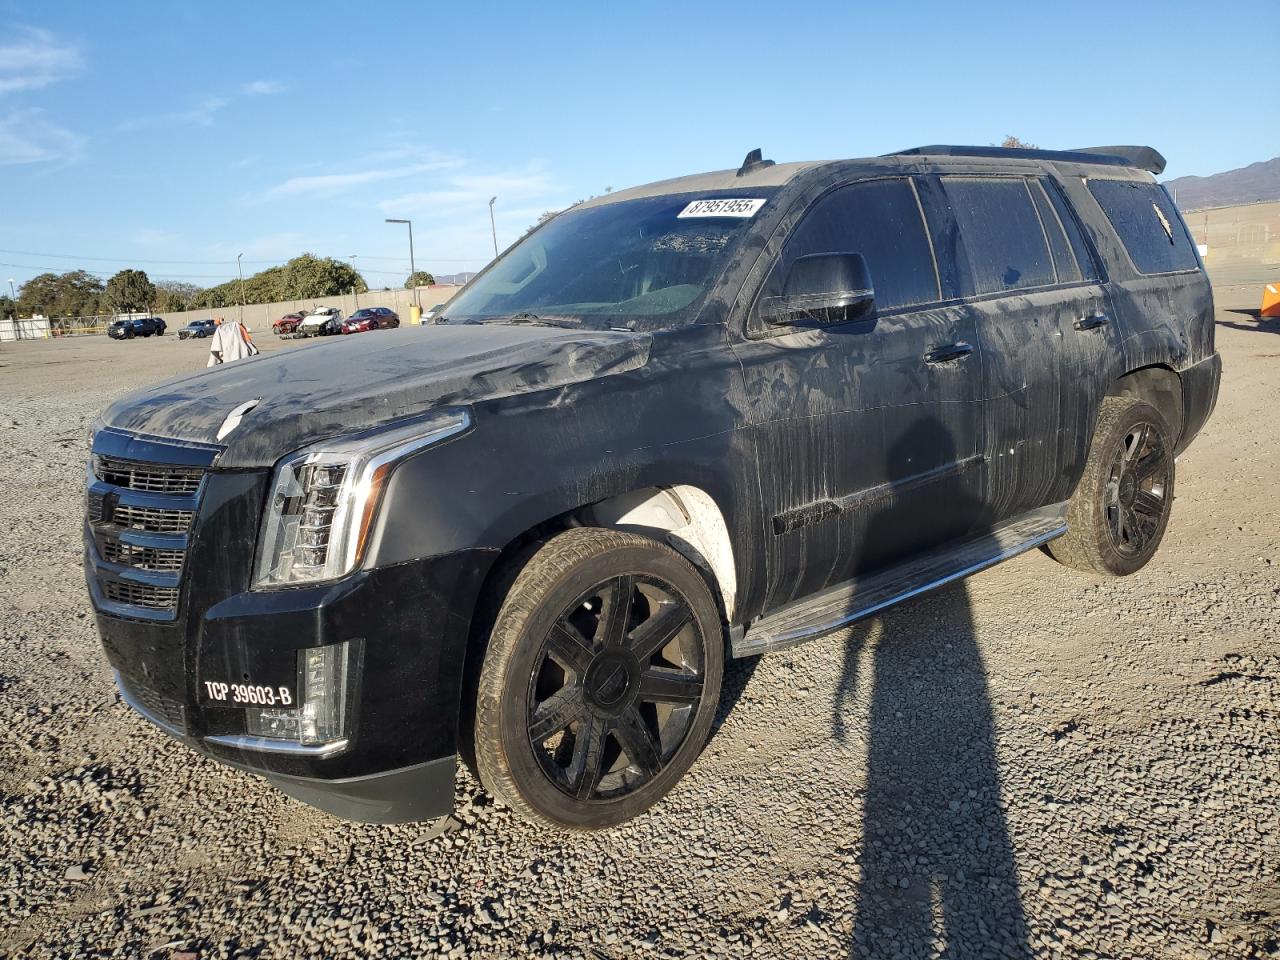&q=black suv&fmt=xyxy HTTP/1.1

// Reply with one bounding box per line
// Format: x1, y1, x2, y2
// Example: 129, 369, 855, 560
107, 316, 166, 340
86, 144, 1220, 830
